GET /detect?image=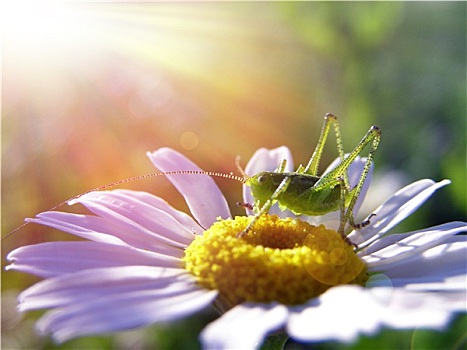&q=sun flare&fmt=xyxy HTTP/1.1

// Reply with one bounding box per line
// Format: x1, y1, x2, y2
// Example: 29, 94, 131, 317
2, 2, 101, 60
